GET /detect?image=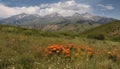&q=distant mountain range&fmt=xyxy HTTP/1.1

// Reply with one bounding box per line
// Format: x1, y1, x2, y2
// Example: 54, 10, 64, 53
0, 13, 116, 32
